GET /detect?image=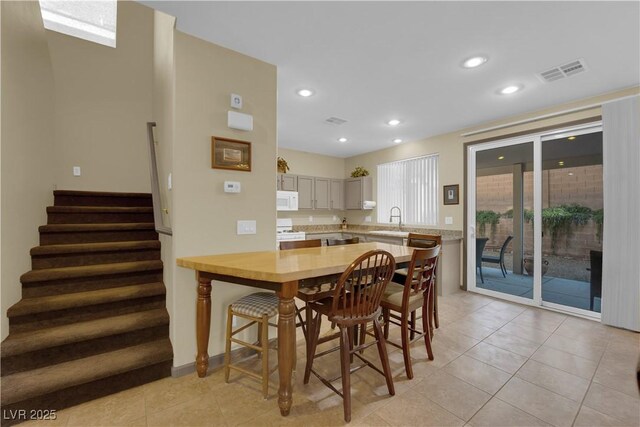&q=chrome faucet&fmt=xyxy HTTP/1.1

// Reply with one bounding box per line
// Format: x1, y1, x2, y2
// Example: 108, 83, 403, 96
389, 206, 402, 228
